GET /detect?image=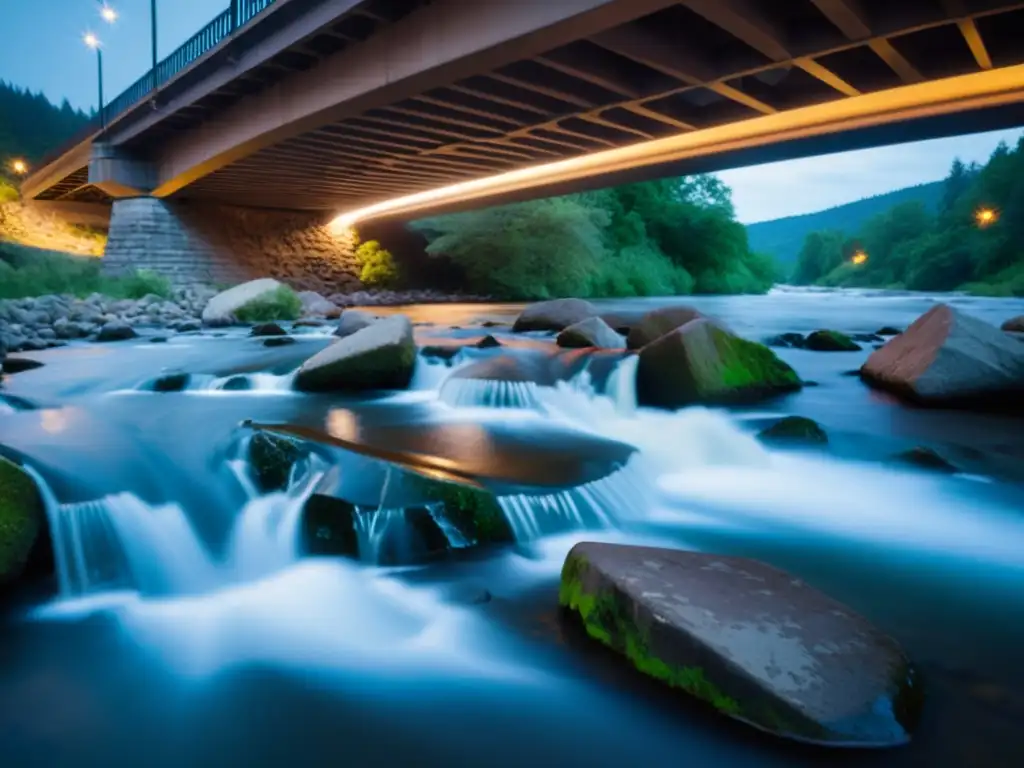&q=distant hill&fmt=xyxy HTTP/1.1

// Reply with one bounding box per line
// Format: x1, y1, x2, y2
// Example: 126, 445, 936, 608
745, 181, 945, 266
0, 81, 90, 175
